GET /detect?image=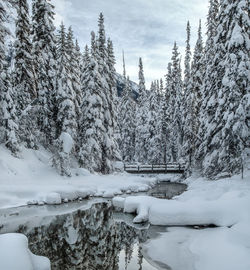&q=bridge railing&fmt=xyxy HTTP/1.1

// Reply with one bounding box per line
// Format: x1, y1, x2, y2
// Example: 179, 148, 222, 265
124, 163, 186, 173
